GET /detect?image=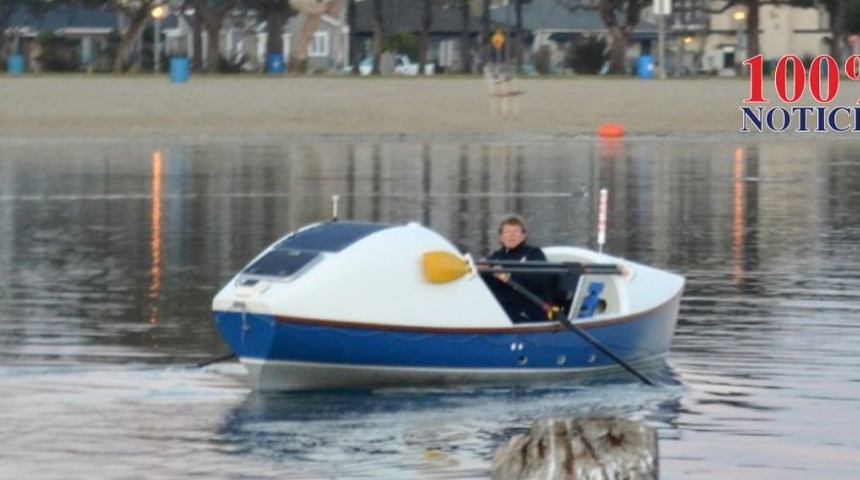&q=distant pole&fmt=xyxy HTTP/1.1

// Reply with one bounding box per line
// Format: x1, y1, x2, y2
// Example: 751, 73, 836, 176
655, 0, 669, 79
151, 4, 168, 74
155, 17, 161, 73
